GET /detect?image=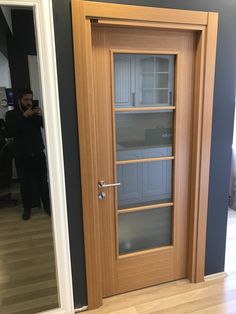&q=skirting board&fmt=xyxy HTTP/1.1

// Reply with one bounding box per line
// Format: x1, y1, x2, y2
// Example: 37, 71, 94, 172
204, 272, 227, 281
